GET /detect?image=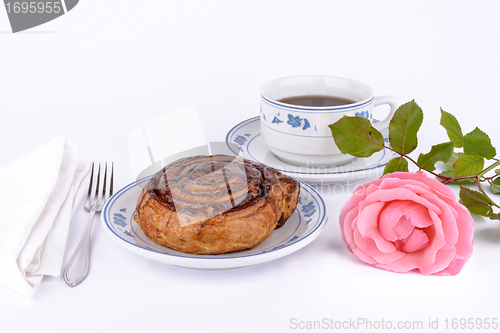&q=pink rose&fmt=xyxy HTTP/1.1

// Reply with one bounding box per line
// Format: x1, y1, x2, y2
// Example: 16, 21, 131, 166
339, 171, 474, 275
